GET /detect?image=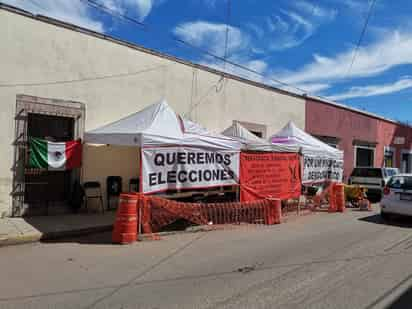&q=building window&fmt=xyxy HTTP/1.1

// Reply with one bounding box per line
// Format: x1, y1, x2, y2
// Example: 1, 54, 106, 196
312, 135, 340, 149
327, 143, 338, 149
233, 120, 267, 139
355, 146, 375, 167
384, 146, 395, 168
250, 131, 263, 138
